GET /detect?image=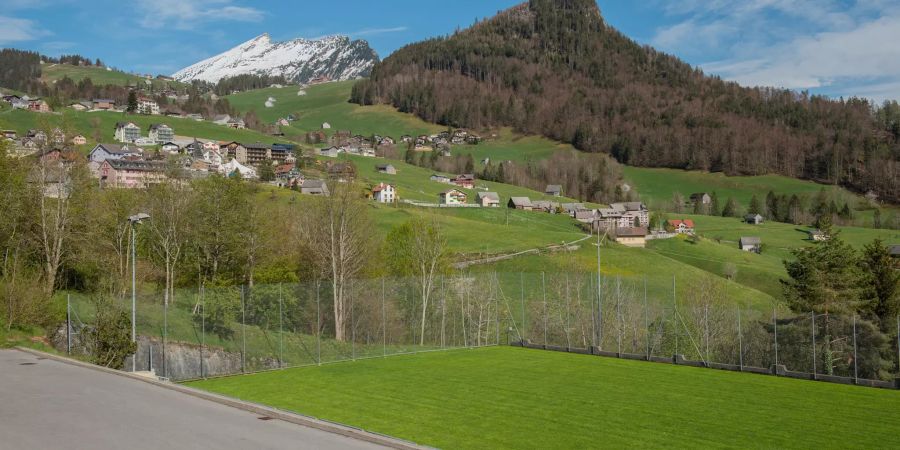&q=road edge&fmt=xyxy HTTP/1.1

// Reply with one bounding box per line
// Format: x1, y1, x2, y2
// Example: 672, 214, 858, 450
14, 347, 430, 450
